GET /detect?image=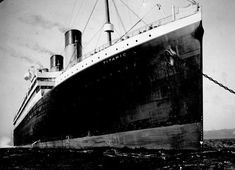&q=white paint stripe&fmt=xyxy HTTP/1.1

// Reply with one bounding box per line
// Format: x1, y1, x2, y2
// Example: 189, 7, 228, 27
14, 11, 202, 130
55, 12, 201, 86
